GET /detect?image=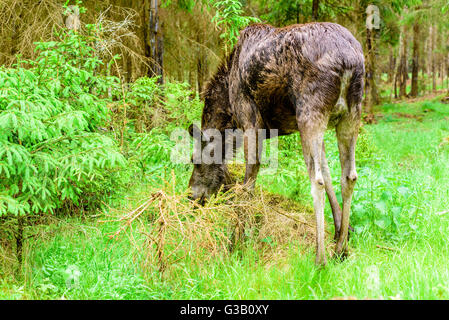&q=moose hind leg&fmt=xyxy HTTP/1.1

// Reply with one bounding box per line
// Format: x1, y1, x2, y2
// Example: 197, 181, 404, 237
335, 116, 359, 258
299, 126, 327, 266
321, 142, 343, 240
